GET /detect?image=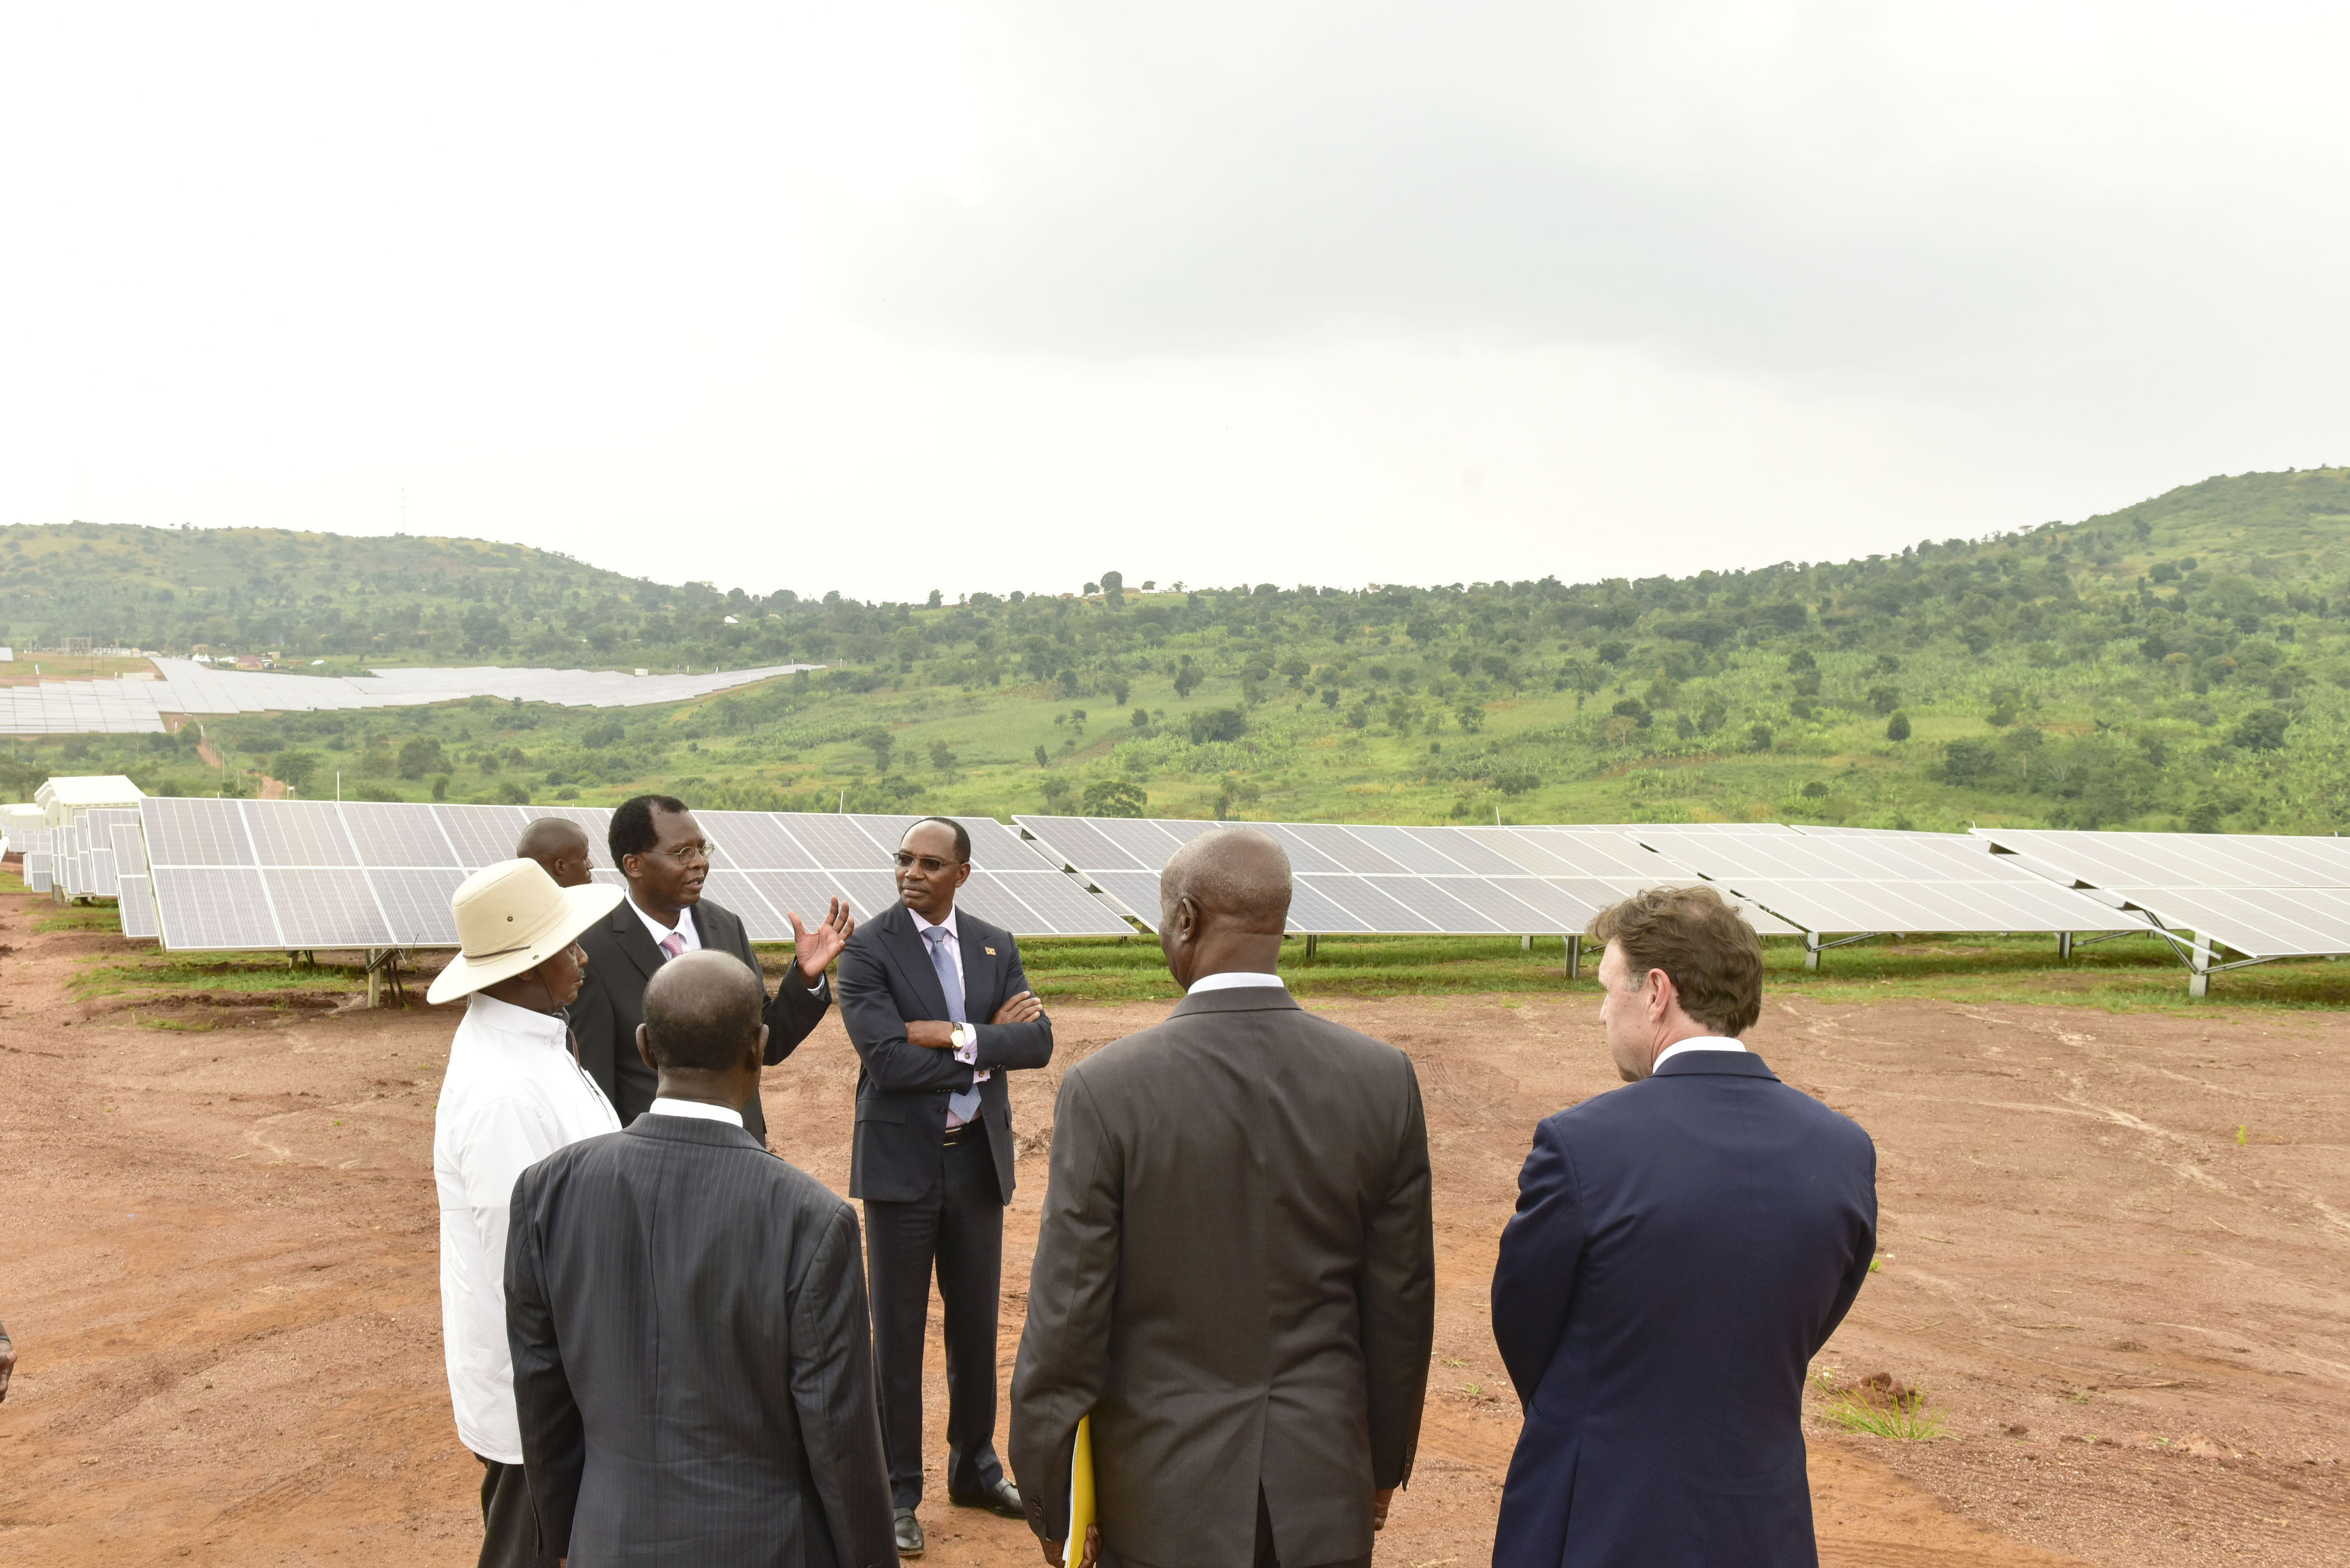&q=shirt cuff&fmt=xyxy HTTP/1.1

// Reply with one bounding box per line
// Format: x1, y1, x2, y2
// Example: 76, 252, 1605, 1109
953, 1031, 978, 1065
806, 976, 826, 994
